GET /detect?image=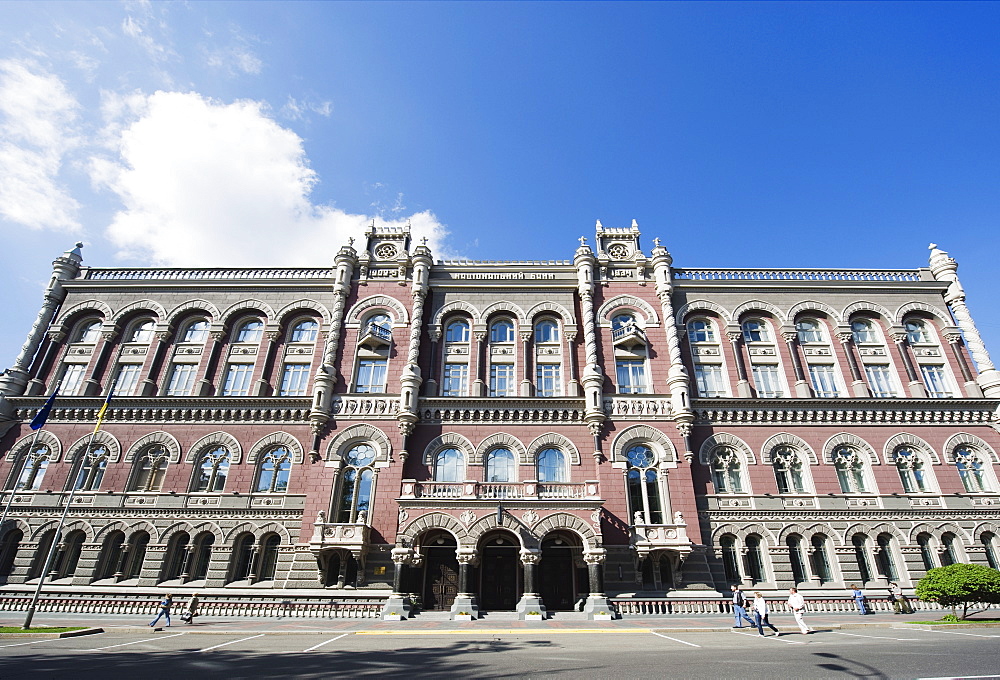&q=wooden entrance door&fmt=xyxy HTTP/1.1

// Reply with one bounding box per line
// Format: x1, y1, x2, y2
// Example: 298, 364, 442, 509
423, 546, 459, 610
479, 542, 520, 610
539, 540, 579, 611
